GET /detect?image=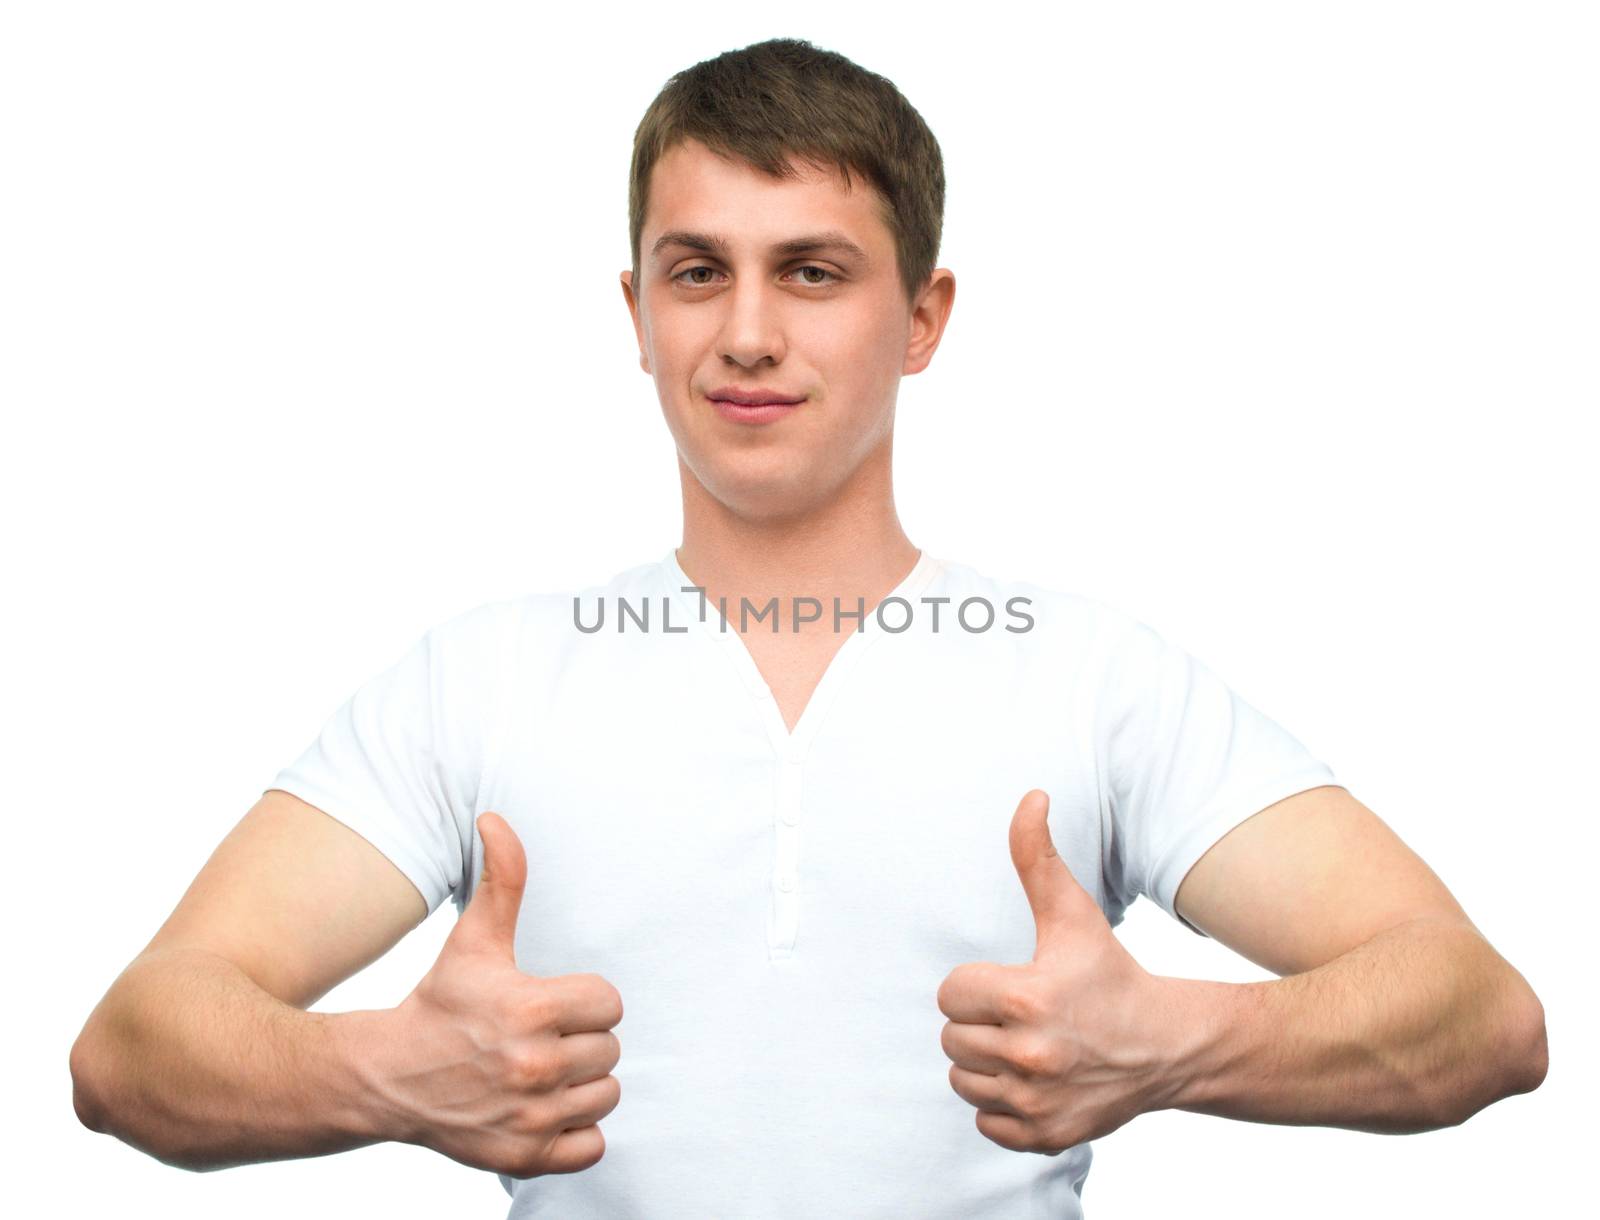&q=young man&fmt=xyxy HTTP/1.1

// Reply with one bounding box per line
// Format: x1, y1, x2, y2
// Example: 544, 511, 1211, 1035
70, 37, 1546, 1218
